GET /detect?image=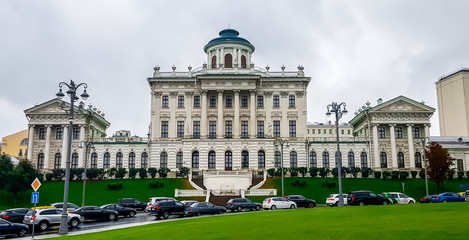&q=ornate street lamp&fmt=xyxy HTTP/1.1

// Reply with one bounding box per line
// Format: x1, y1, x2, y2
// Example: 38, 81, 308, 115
56, 80, 88, 235
326, 102, 348, 206
274, 139, 289, 197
